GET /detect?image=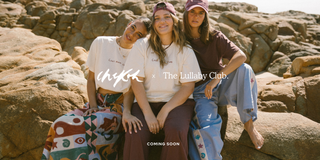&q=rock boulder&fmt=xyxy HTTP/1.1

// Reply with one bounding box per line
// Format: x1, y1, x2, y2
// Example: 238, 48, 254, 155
0, 27, 87, 160
222, 107, 320, 160
284, 56, 320, 78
